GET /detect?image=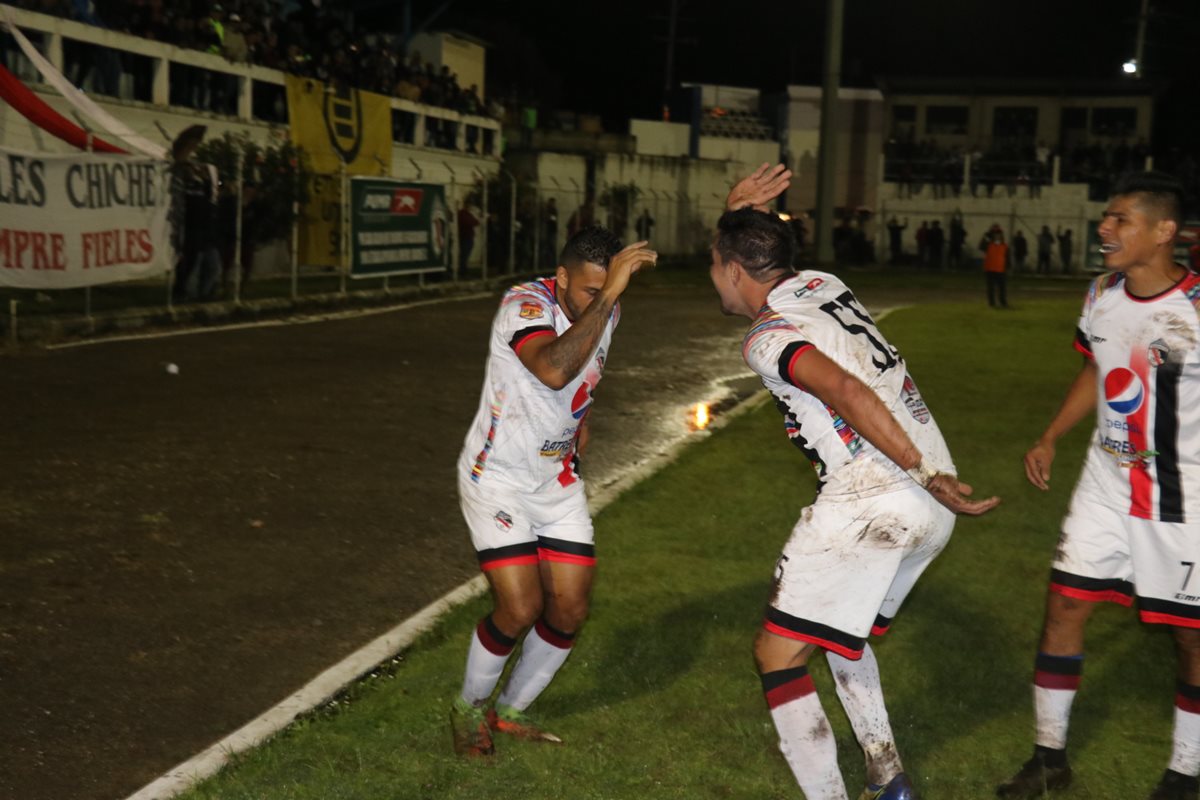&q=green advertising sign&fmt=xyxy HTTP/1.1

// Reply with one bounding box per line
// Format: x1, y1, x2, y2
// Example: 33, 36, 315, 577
349, 178, 449, 277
